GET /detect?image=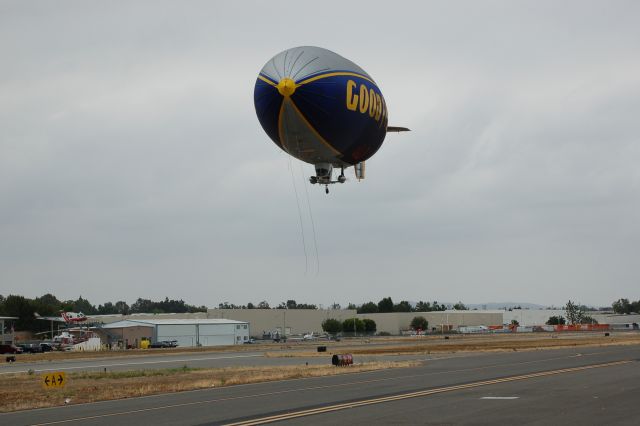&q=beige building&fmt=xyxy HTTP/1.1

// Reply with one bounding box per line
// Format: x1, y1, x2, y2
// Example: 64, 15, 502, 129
357, 311, 503, 334
208, 309, 357, 336
208, 309, 503, 336
592, 313, 640, 326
